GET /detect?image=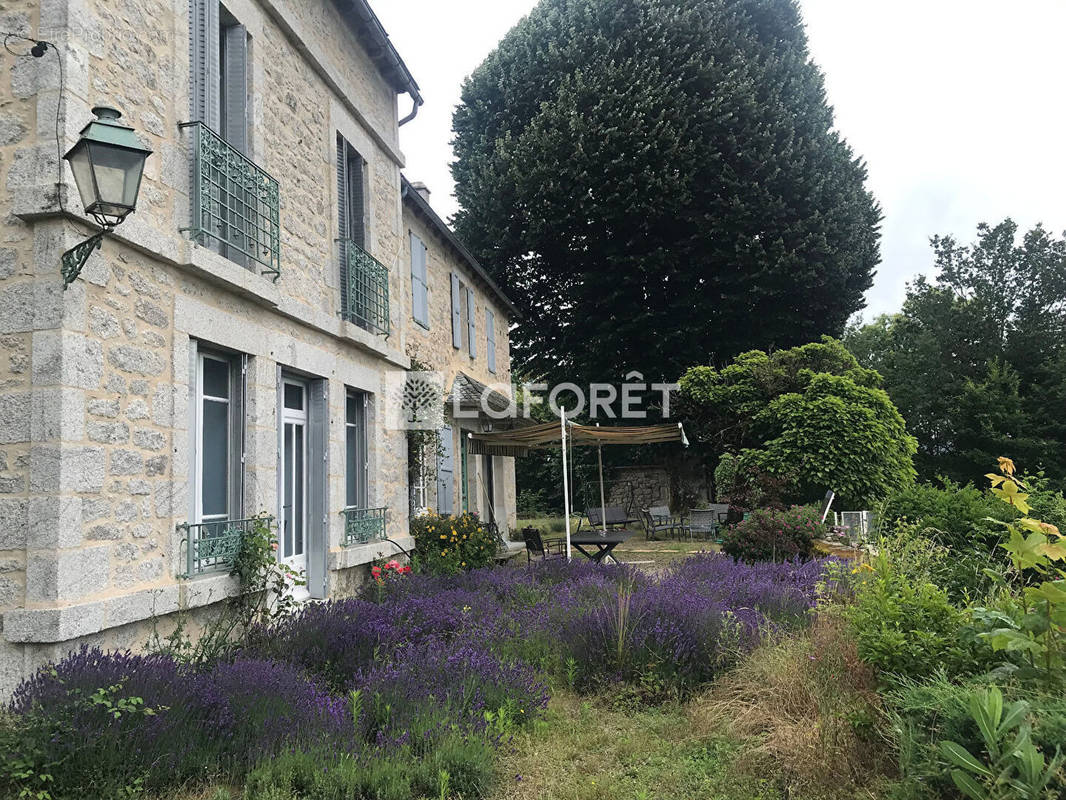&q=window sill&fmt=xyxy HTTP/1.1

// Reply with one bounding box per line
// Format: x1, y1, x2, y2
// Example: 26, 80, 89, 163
329, 534, 415, 571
